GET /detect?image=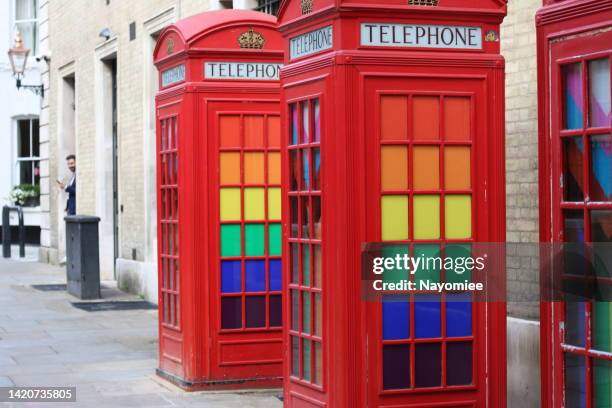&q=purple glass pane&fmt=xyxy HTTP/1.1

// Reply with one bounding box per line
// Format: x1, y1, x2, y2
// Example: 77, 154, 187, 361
383, 345, 410, 390
221, 297, 242, 329
270, 294, 282, 327
415, 343, 442, 388
246, 296, 266, 328
566, 301, 586, 347
446, 342, 473, 386
313, 99, 321, 143
221, 261, 241, 293
290, 150, 299, 191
